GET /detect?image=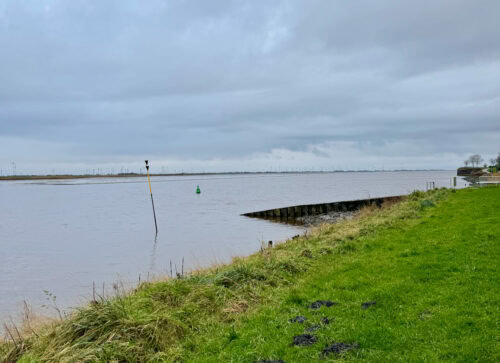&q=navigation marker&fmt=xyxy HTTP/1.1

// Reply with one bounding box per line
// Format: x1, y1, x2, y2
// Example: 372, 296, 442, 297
145, 160, 158, 235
